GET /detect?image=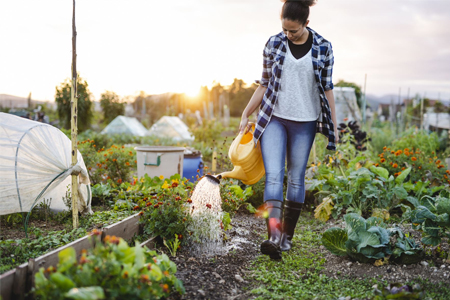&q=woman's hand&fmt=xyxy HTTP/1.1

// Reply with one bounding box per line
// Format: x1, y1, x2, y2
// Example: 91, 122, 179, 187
334, 128, 340, 143
239, 116, 251, 133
